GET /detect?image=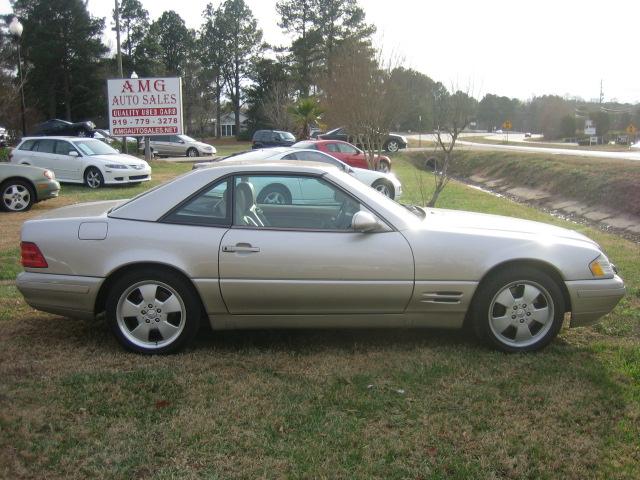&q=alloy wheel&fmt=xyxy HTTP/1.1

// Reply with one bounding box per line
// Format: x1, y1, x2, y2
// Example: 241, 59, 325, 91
116, 281, 186, 350
2, 183, 31, 212
488, 280, 555, 348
